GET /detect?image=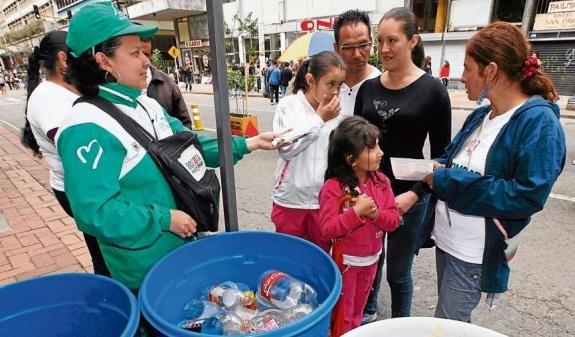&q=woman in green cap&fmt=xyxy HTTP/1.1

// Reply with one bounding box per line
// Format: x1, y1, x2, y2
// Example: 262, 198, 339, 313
56, 1, 283, 290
